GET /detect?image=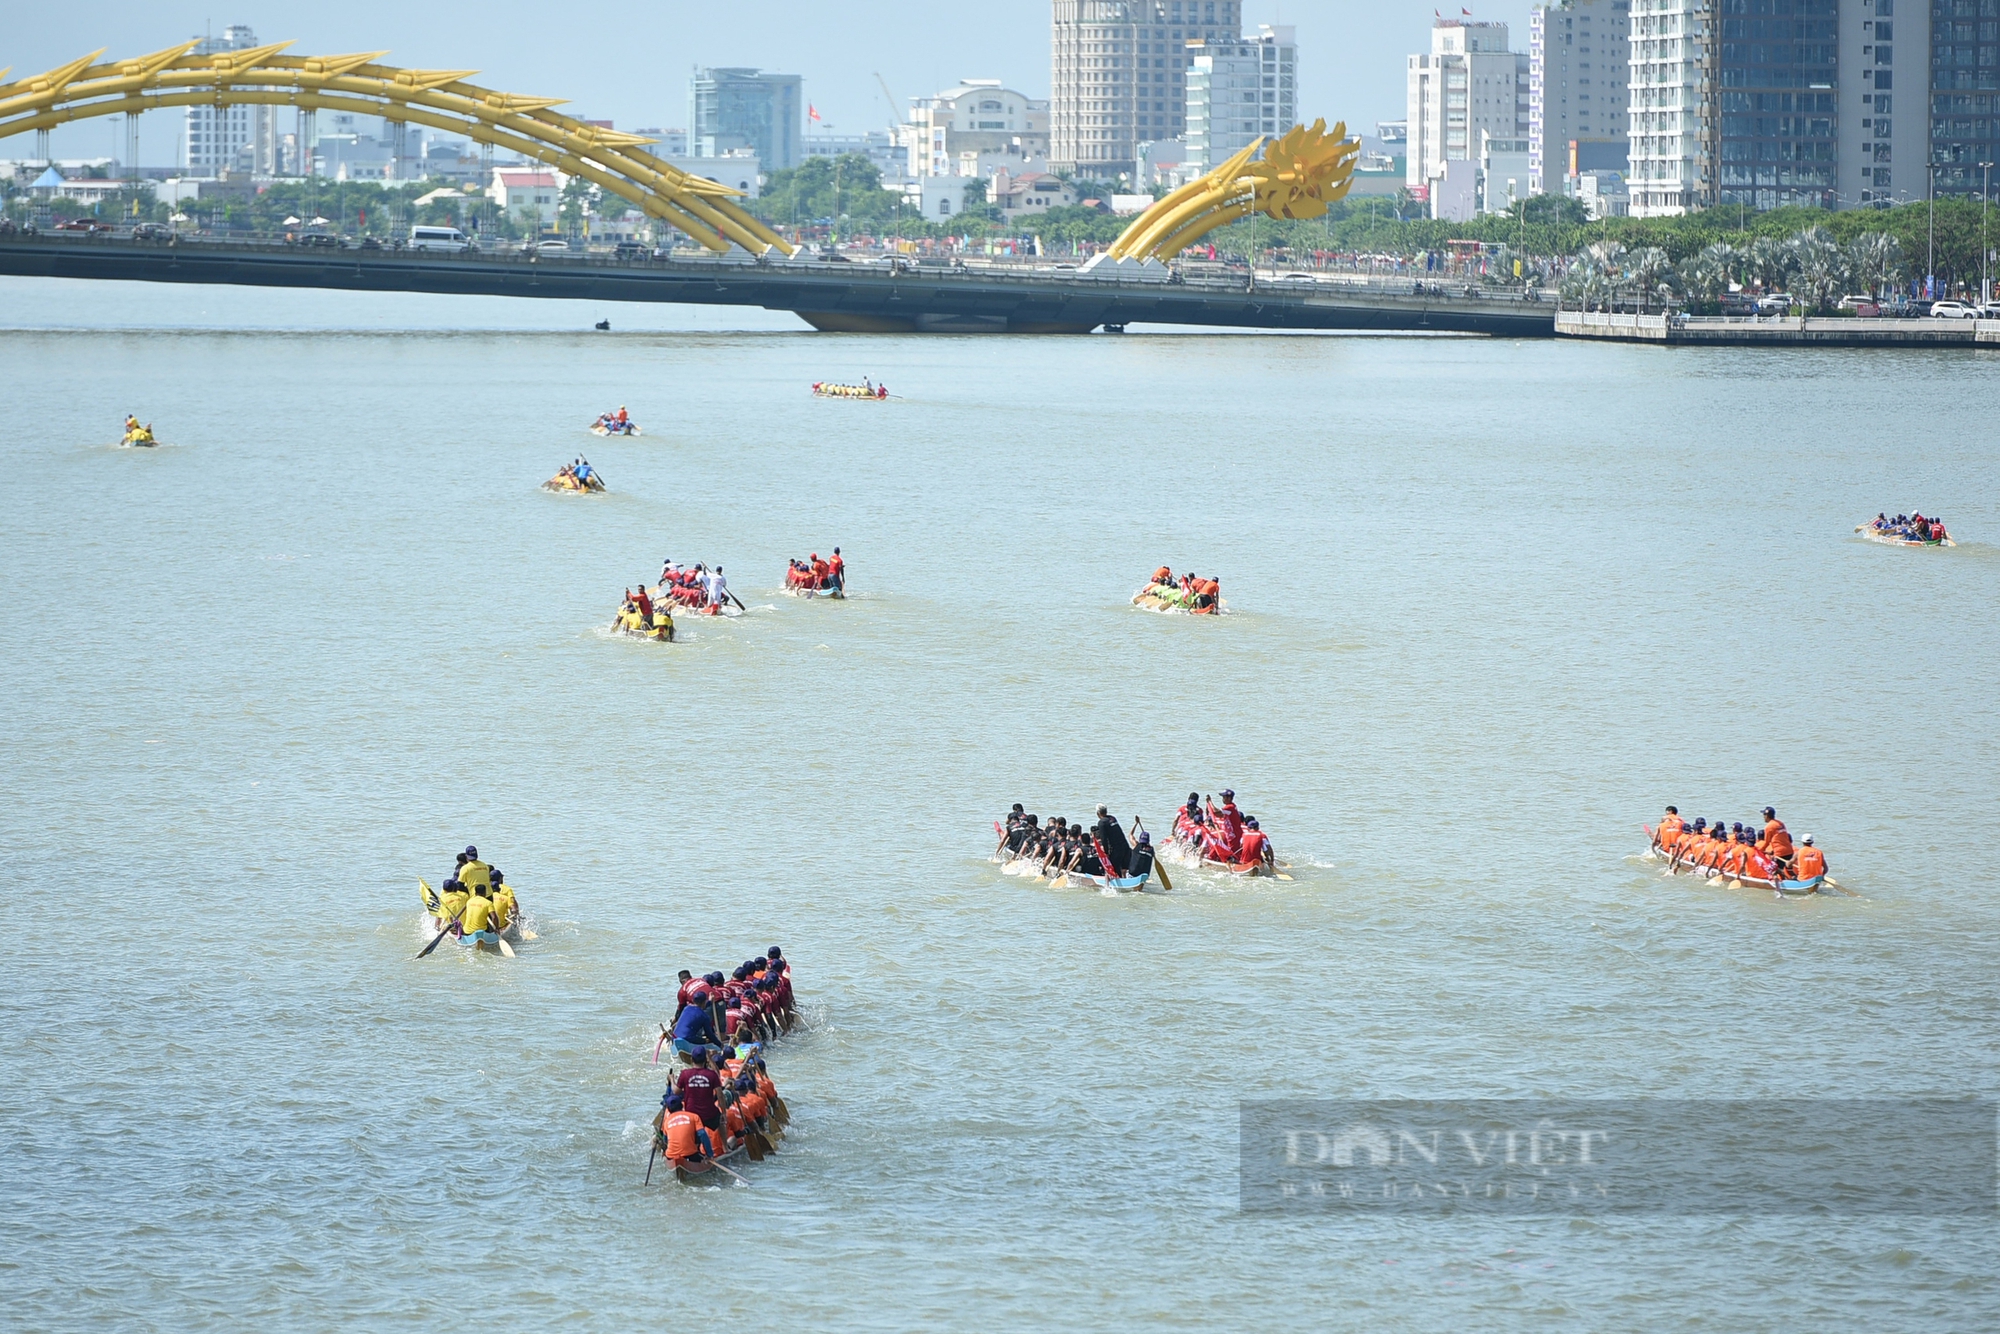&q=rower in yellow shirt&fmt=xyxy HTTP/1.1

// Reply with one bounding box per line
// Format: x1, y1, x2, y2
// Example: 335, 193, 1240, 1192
460, 884, 497, 940
437, 879, 470, 929
457, 844, 492, 892
490, 872, 517, 933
